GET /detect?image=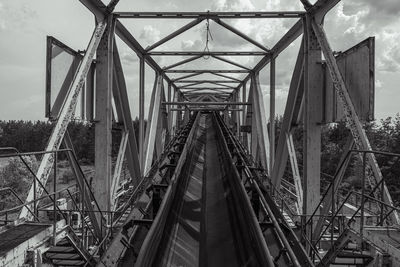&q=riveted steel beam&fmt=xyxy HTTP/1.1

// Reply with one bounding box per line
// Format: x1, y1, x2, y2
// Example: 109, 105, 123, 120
115, 11, 305, 19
